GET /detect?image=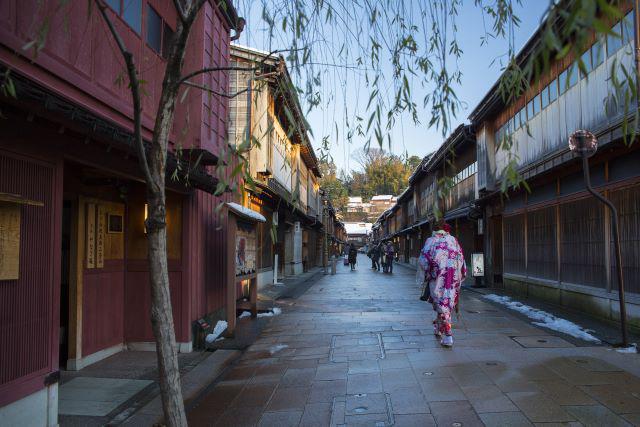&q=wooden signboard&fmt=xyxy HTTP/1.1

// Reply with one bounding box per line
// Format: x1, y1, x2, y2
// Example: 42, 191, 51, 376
0, 202, 20, 280
225, 203, 266, 338
0, 193, 44, 280
86, 203, 96, 268
96, 205, 105, 268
